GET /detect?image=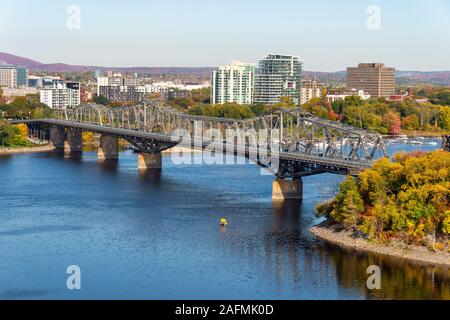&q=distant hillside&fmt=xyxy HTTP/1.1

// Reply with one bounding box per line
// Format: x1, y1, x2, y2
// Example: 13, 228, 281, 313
0, 52, 44, 69
0, 52, 214, 77
303, 71, 346, 87
1, 52, 449, 85
396, 70, 450, 86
